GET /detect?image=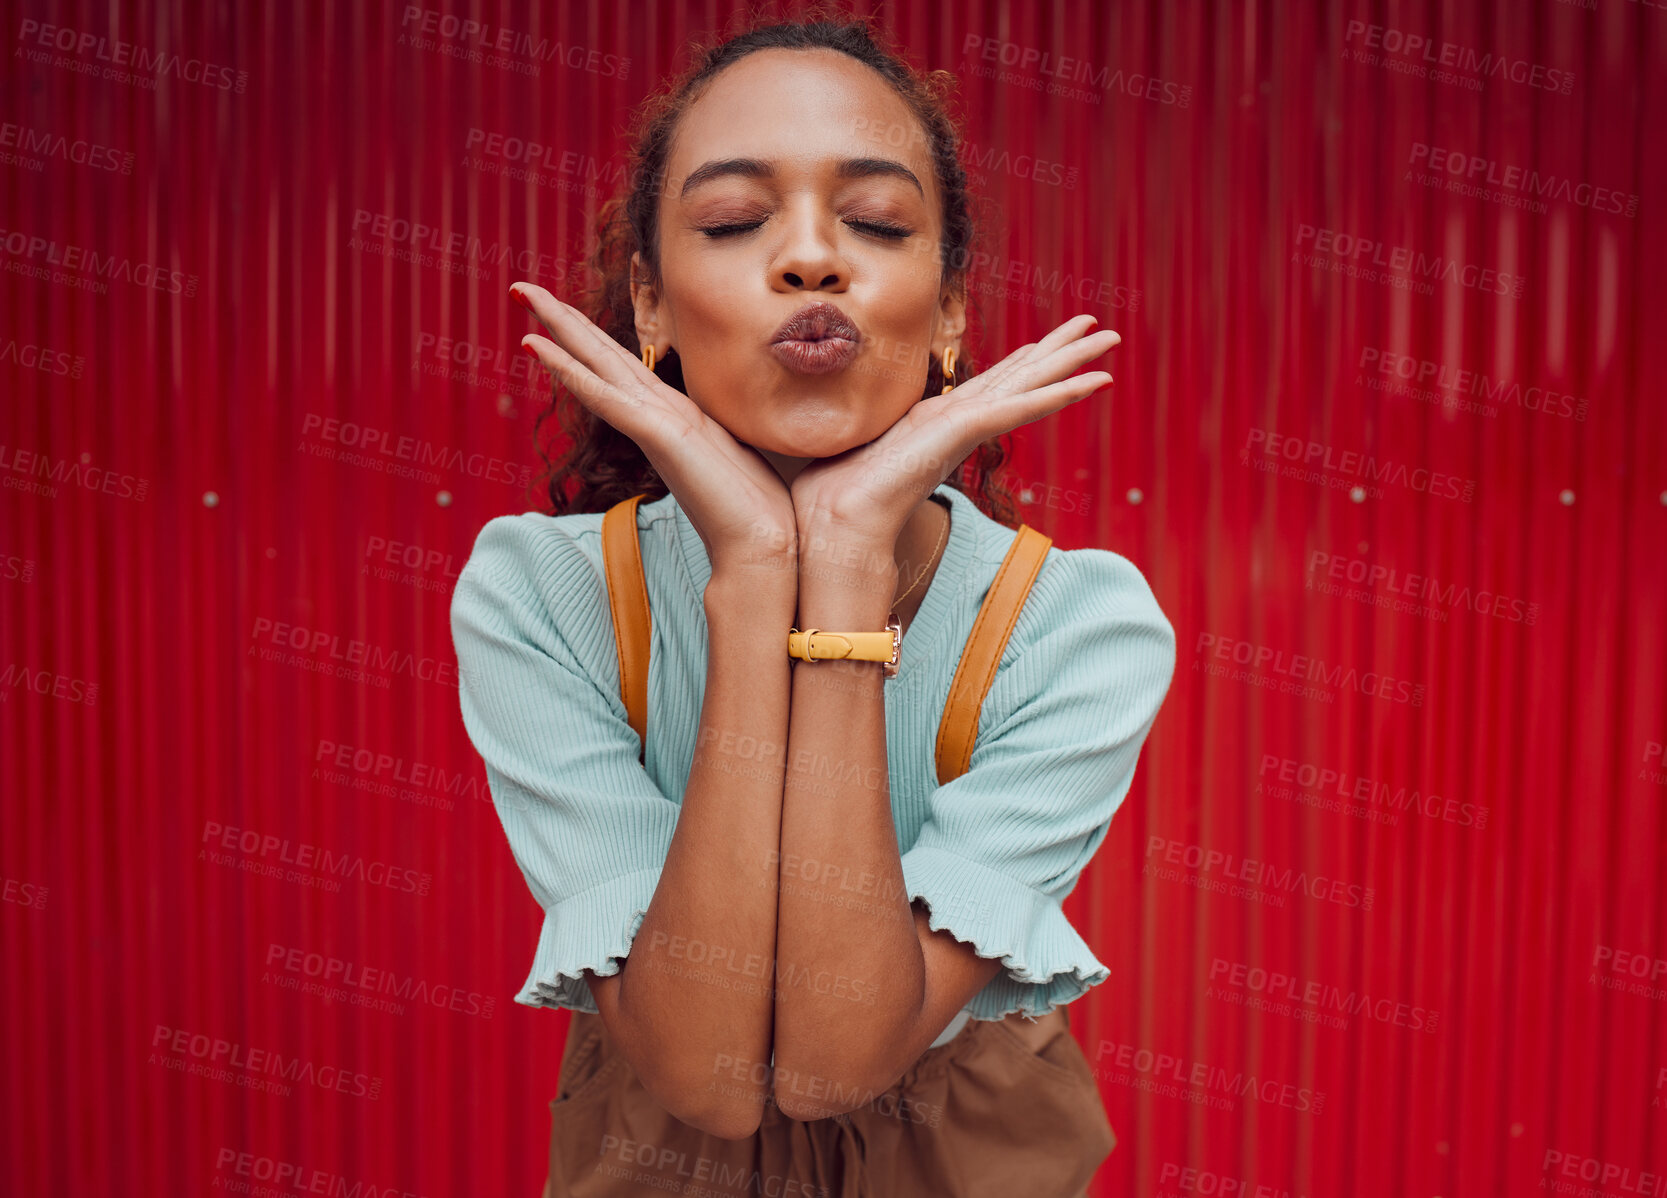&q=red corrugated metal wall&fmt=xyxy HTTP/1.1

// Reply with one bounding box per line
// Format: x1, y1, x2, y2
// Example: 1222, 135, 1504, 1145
3, 1, 1662, 1194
